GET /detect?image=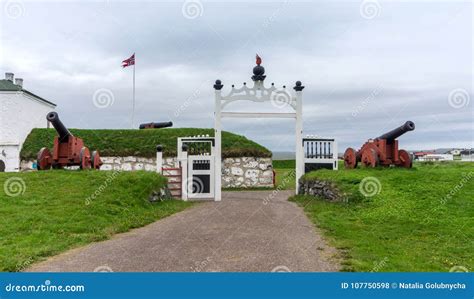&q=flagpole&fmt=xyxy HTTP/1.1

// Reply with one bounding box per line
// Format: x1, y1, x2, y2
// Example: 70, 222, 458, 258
132, 57, 135, 129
